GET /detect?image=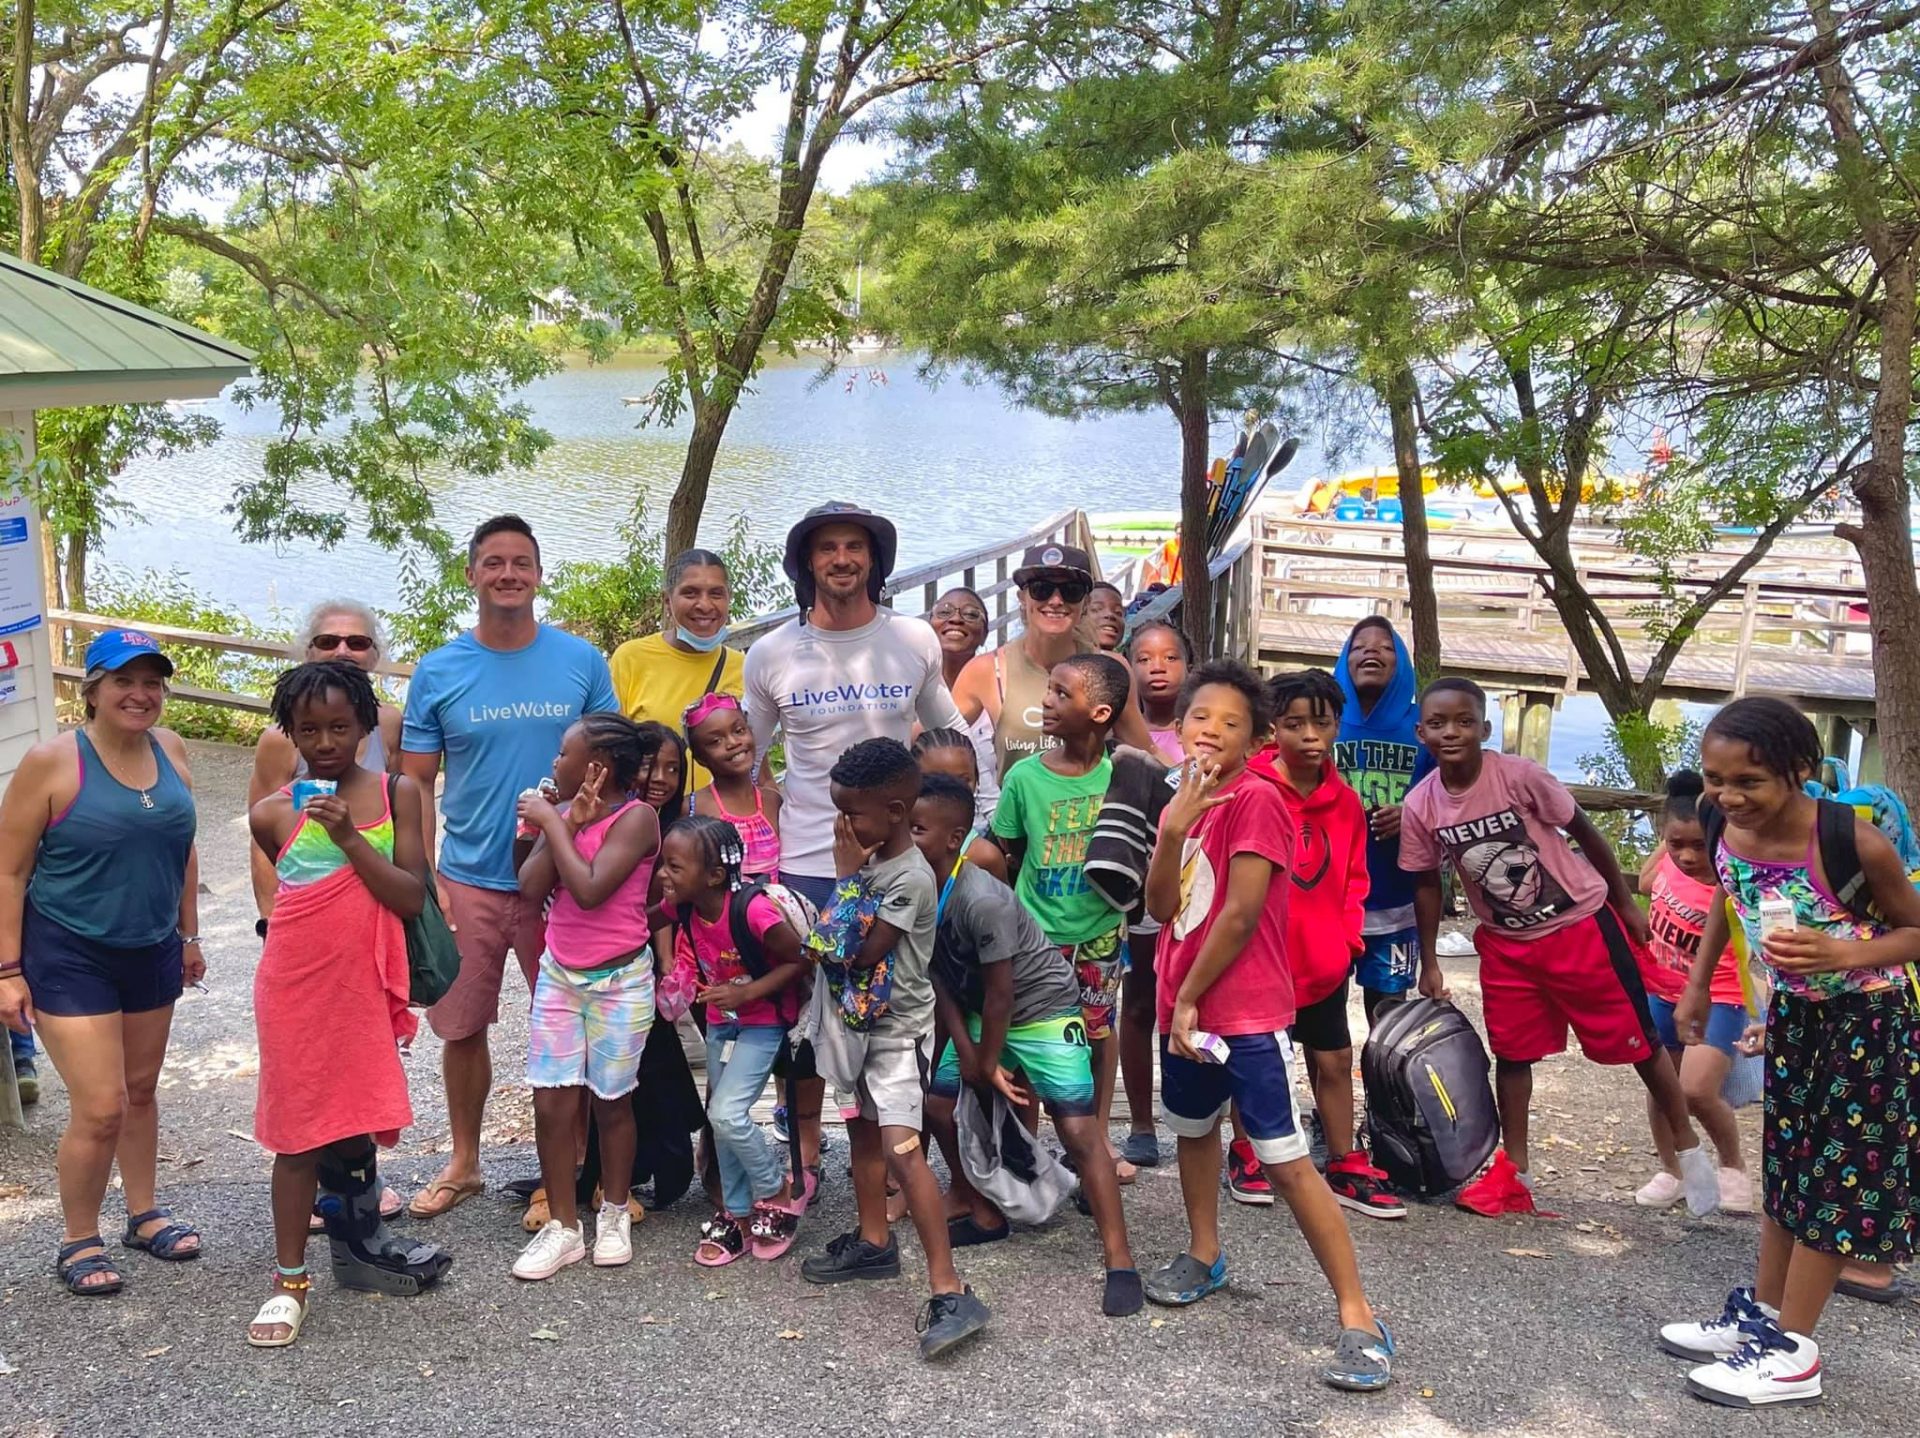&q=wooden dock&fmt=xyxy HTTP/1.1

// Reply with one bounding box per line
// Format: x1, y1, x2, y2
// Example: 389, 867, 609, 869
1218, 514, 1879, 716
